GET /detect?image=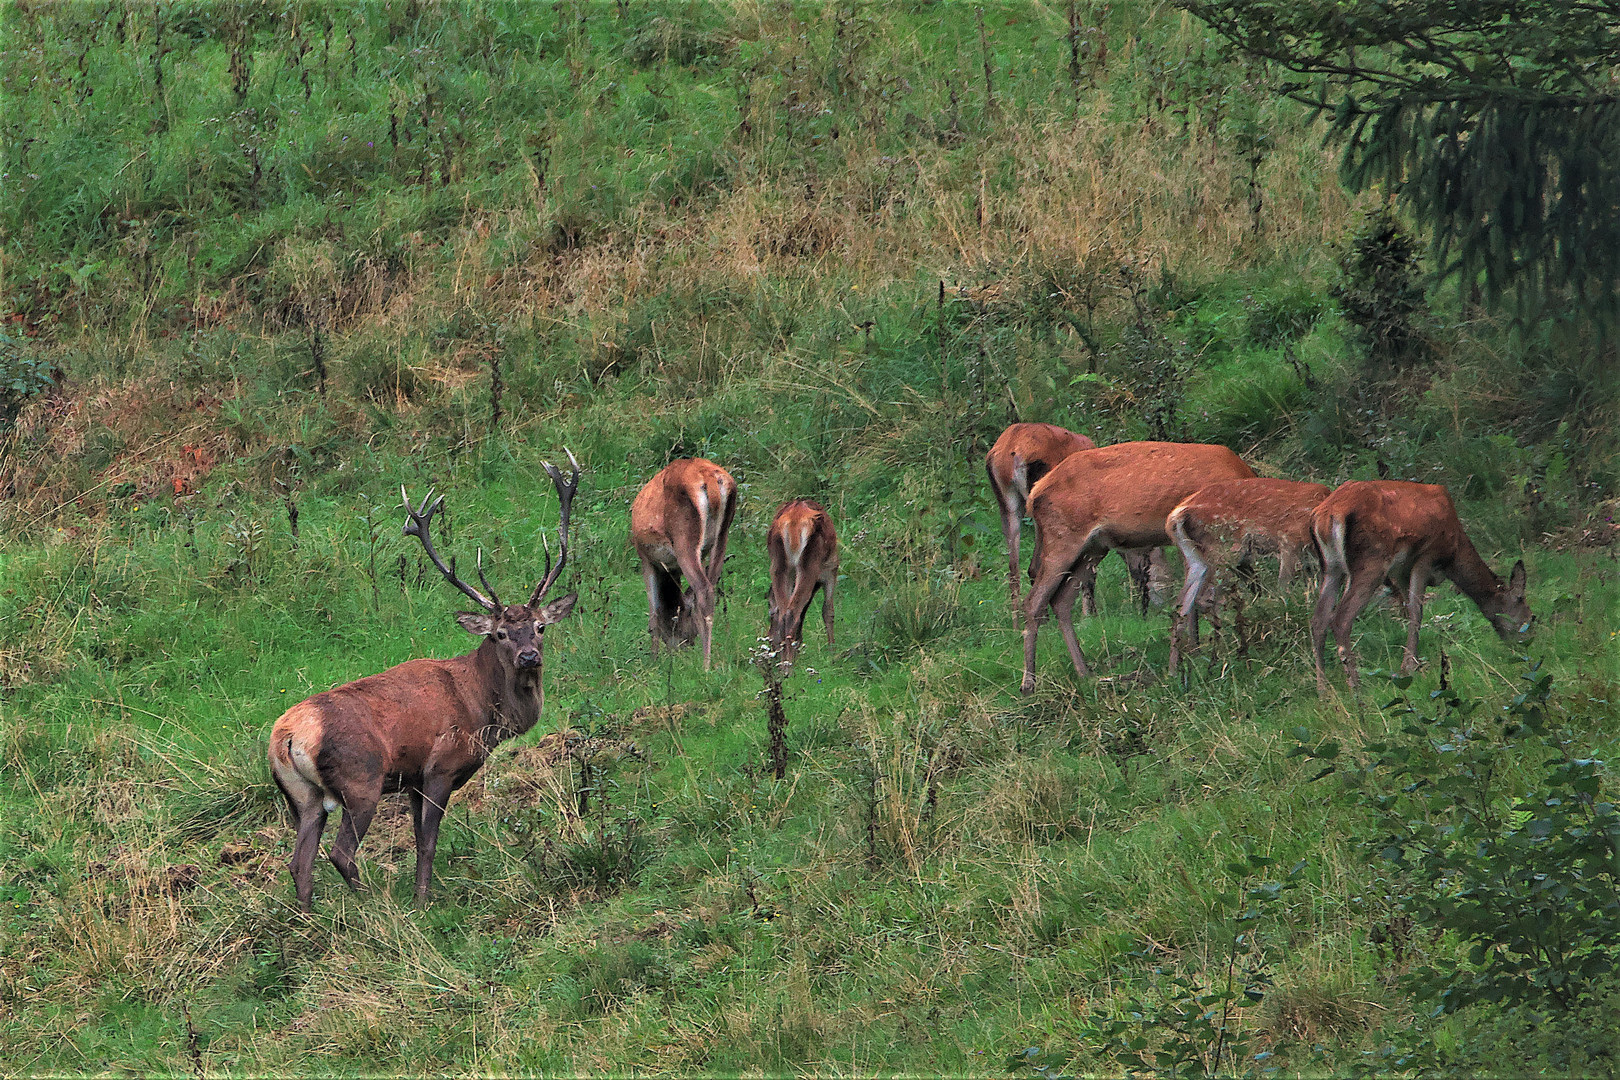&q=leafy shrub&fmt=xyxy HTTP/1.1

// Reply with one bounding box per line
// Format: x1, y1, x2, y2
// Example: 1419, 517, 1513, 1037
1294, 664, 1620, 1018
1332, 209, 1430, 374
1043, 848, 1304, 1077
1446, 980, 1620, 1077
